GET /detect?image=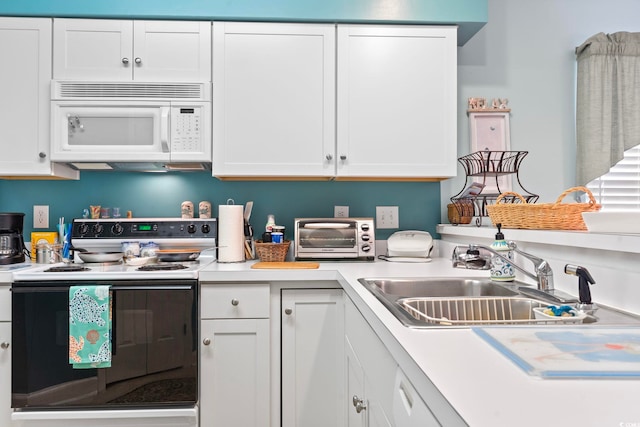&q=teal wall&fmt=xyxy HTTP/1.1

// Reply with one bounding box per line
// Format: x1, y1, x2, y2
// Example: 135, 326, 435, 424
0, 0, 483, 239
0, 172, 441, 240
0, 0, 487, 44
